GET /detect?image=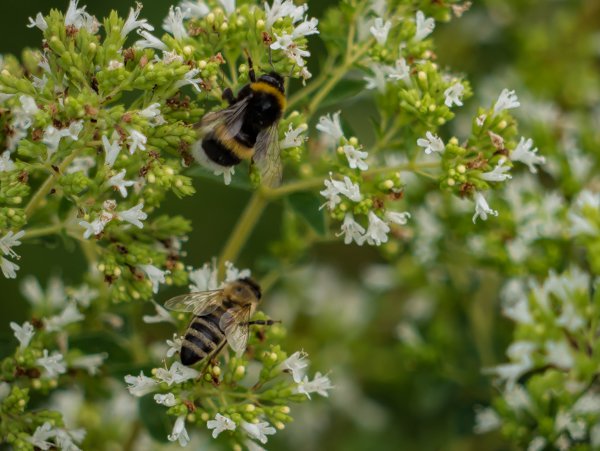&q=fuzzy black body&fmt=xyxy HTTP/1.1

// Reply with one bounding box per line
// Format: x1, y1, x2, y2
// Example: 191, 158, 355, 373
201, 72, 286, 168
